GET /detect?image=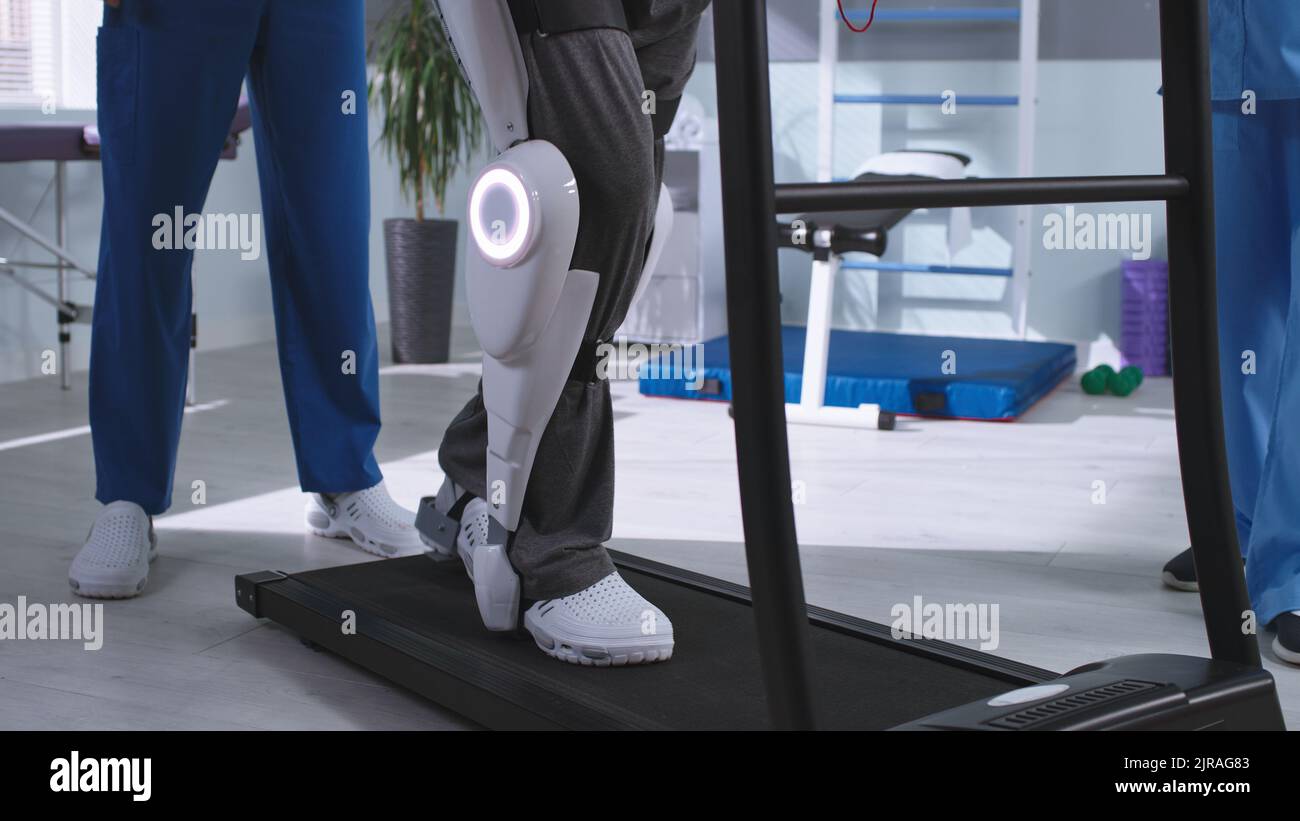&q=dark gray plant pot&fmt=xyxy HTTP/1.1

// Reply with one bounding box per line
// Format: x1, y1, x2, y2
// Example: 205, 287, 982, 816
383, 217, 458, 364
